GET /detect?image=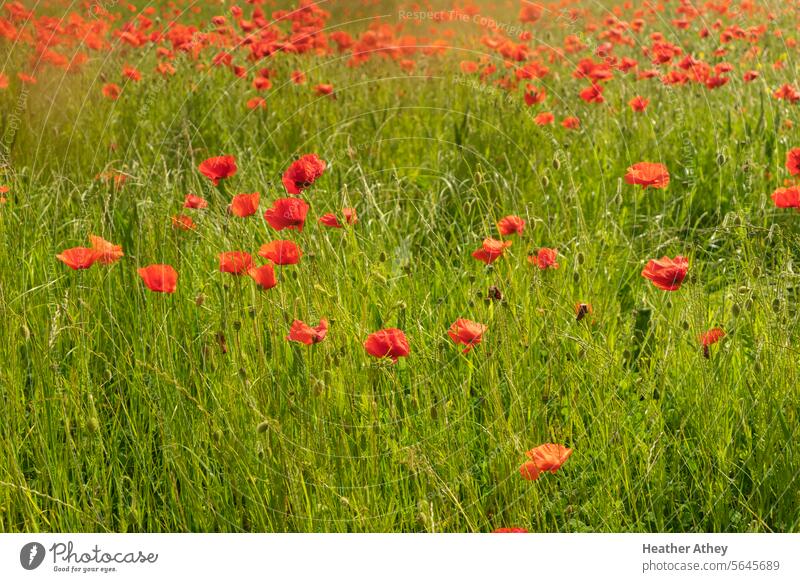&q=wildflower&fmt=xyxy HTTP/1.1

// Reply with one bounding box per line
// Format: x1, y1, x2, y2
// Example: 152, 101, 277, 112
625, 162, 670, 189
288, 319, 328, 344
497, 215, 525, 236
472, 238, 512, 264
264, 198, 309, 231
138, 264, 178, 293
364, 328, 409, 362
57, 247, 100, 270
528, 248, 559, 270
258, 240, 302, 265
198, 155, 237, 186
282, 154, 327, 195
448, 319, 488, 353
229, 192, 260, 217
641, 255, 689, 291
219, 251, 254, 274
